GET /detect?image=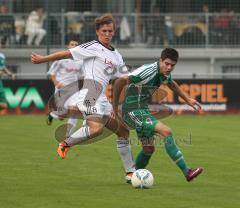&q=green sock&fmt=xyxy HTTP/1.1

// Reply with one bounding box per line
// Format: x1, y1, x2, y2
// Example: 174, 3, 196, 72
135, 149, 152, 169
164, 135, 189, 175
